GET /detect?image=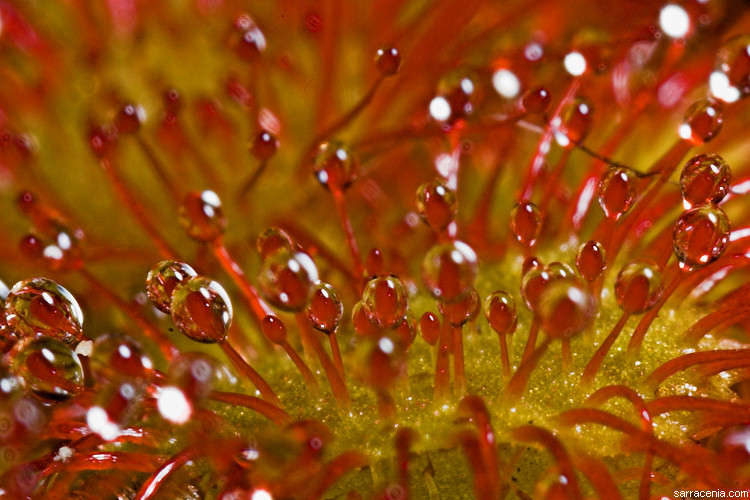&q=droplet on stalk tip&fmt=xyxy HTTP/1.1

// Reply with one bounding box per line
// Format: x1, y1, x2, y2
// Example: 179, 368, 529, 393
614, 261, 663, 314
679, 153, 731, 208
146, 260, 197, 314
4, 277, 84, 345
598, 166, 638, 220
178, 190, 227, 242
673, 204, 730, 268
170, 276, 233, 343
